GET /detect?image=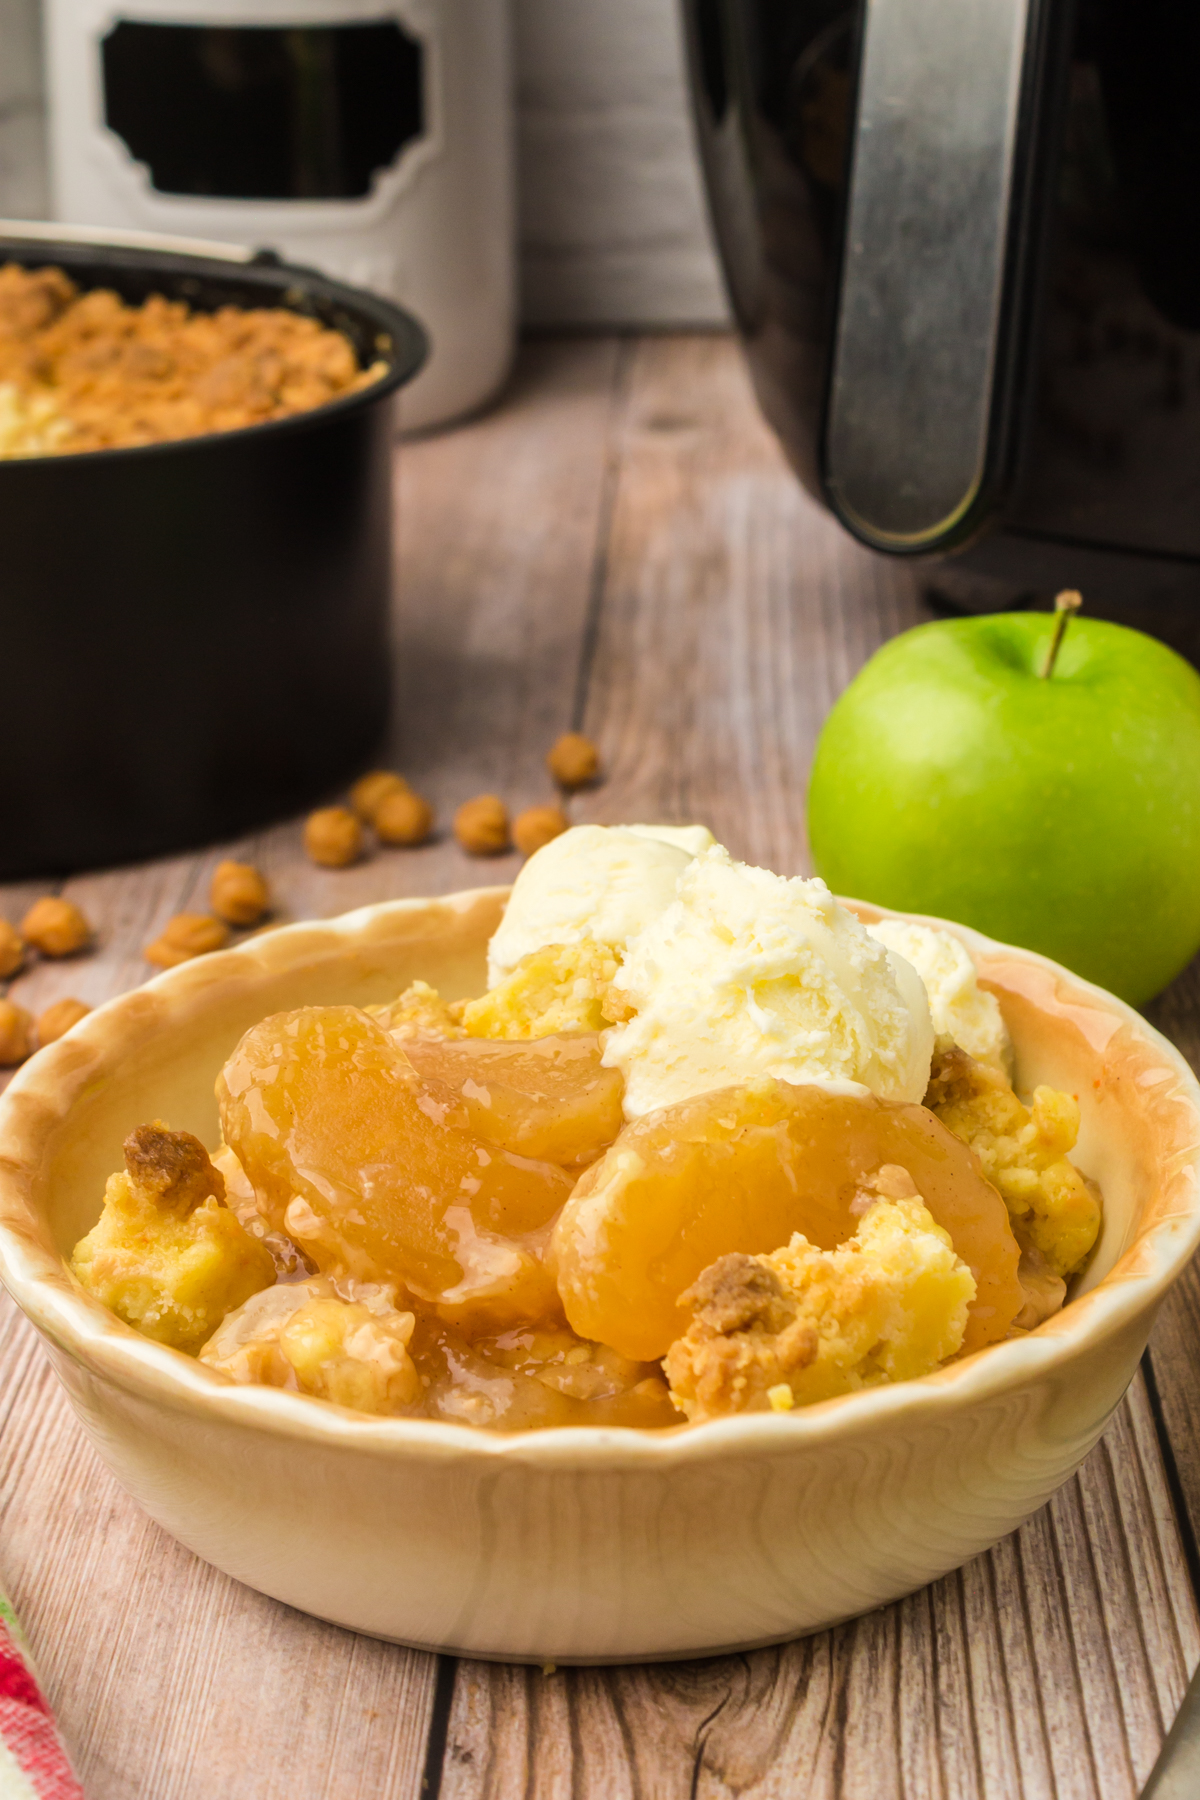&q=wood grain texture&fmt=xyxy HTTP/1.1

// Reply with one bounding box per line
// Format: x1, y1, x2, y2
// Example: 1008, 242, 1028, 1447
253, 333, 630, 921
2, 332, 1200, 1799
570, 333, 928, 864
0, 0, 47, 221
513, 0, 727, 326
1142, 958, 1200, 1617
437, 1382, 1198, 1799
